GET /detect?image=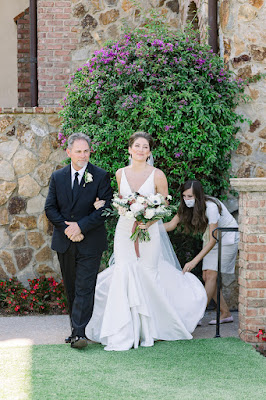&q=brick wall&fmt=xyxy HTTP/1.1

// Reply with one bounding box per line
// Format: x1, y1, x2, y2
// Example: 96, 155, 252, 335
231, 178, 266, 349
15, 8, 31, 107
37, 1, 79, 106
